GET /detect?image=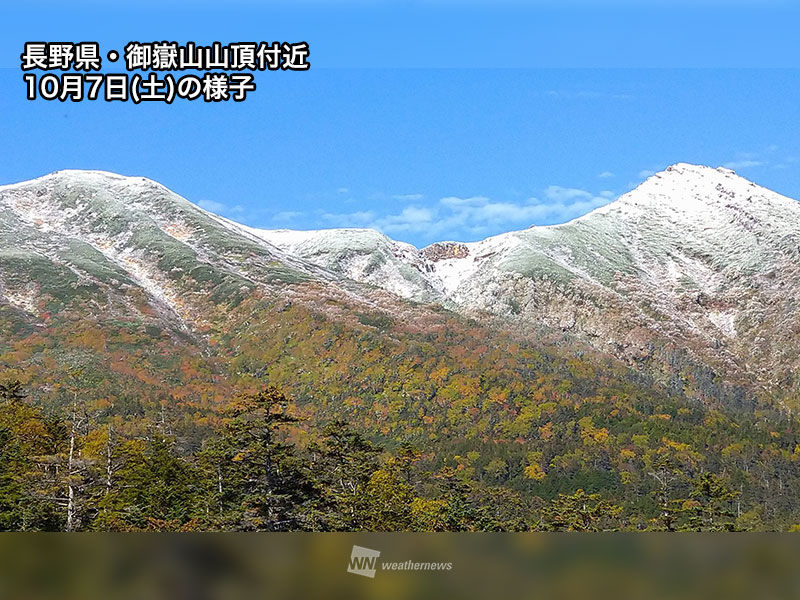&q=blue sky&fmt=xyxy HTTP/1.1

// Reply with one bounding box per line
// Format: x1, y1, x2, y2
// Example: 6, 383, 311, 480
1, 2, 799, 247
